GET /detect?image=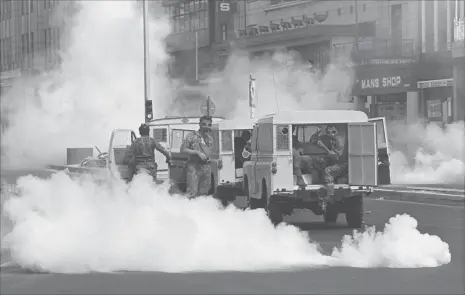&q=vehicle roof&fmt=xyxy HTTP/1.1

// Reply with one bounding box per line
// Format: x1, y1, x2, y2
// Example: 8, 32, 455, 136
148, 116, 224, 126
217, 118, 256, 130
258, 110, 369, 124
